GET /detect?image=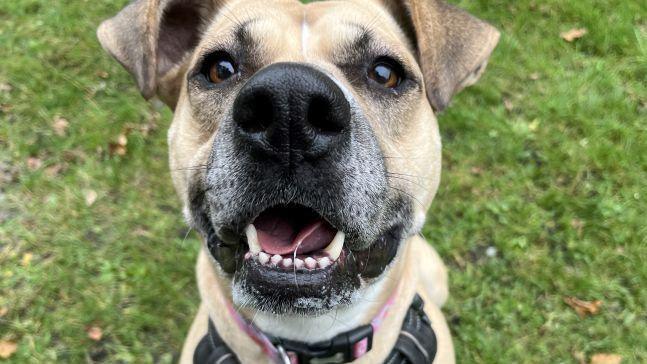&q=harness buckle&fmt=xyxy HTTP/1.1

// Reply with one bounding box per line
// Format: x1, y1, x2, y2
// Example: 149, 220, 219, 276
276, 345, 291, 364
